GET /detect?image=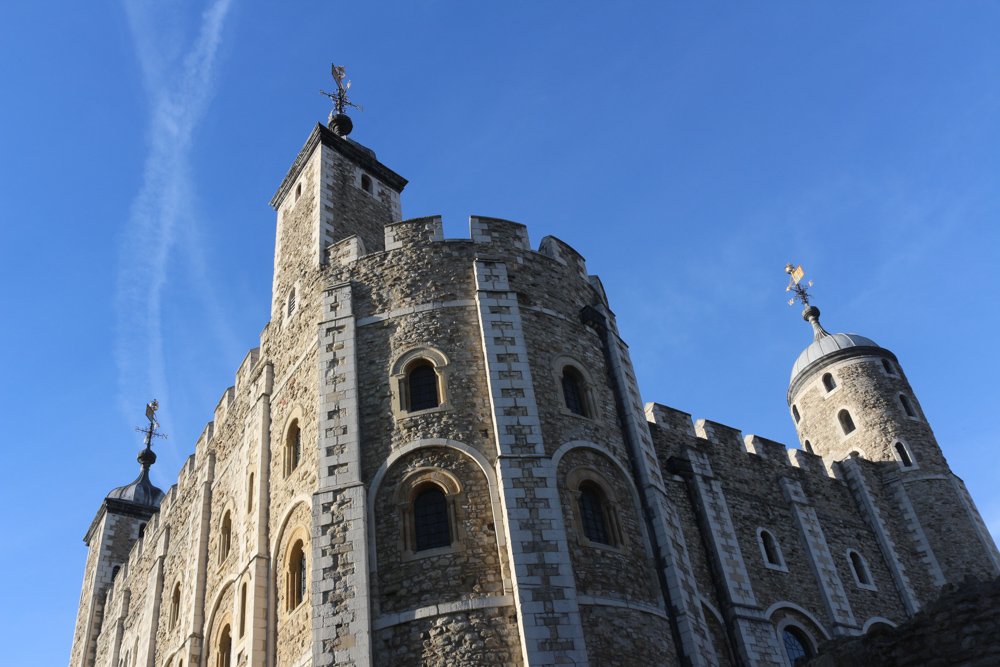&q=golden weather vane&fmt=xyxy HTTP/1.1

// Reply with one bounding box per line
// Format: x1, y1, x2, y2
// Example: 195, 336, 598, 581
135, 399, 167, 450
320, 63, 364, 116
785, 263, 814, 306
